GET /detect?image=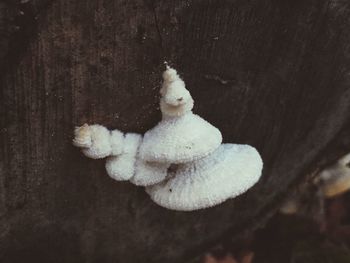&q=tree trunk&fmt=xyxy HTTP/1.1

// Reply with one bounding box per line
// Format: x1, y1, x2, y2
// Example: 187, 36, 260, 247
1, 0, 350, 262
